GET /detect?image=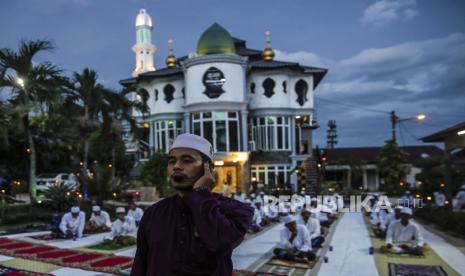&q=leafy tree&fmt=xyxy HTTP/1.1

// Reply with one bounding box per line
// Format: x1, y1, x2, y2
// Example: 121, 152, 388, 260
377, 140, 411, 195
140, 152, 175, 197
0, 40, 67, 201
